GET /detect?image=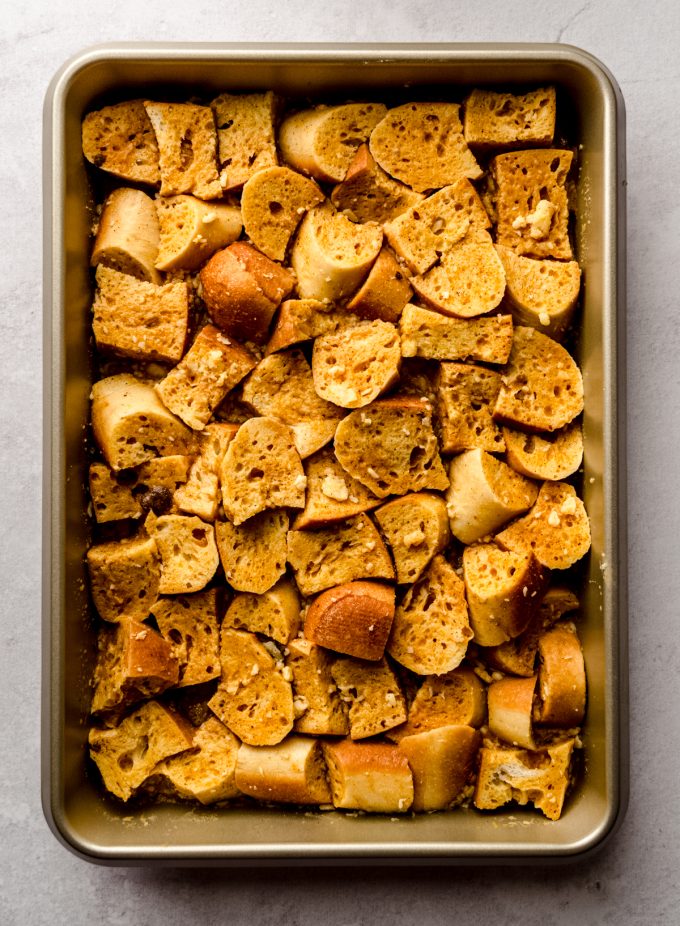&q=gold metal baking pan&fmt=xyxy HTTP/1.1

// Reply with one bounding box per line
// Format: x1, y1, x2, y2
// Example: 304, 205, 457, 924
42, 42, 627, 863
